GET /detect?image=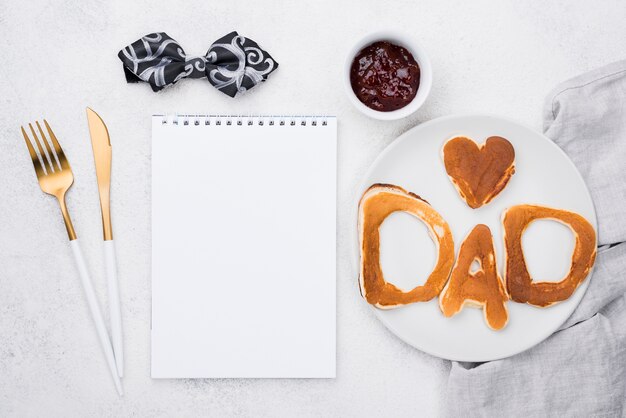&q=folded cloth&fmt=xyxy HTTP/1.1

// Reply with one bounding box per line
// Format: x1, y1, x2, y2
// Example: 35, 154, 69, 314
444, 60, 626, 418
